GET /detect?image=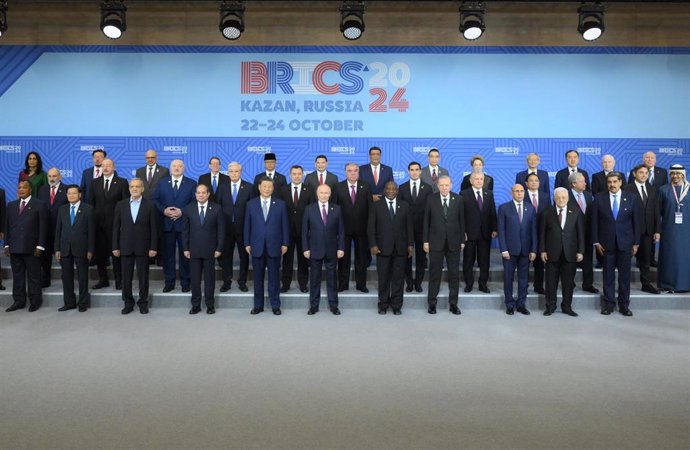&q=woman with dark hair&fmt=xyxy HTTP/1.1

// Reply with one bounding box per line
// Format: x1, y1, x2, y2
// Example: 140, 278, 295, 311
19, 151, 48, 195
460, 154, 495, 191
